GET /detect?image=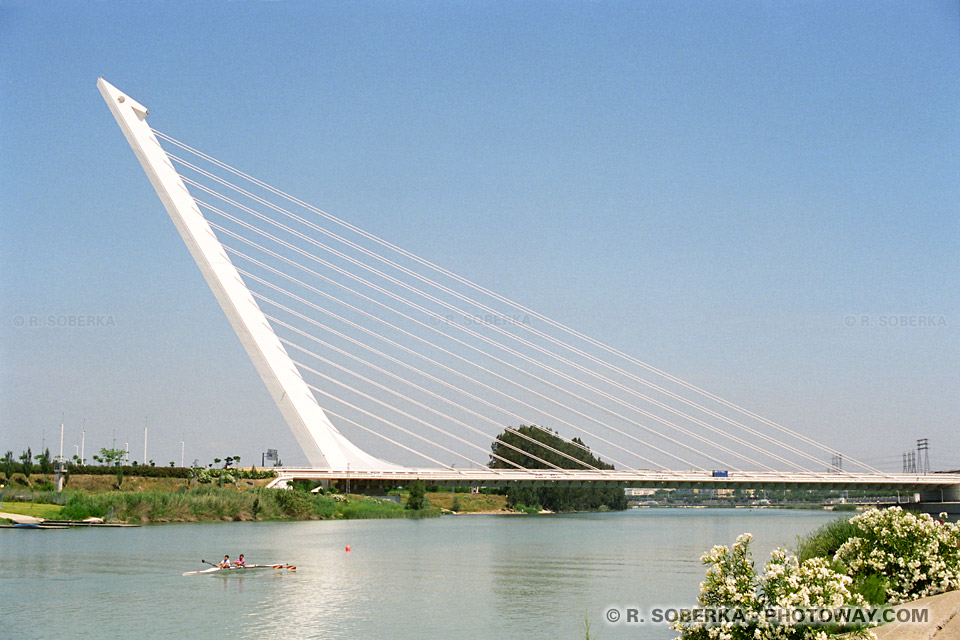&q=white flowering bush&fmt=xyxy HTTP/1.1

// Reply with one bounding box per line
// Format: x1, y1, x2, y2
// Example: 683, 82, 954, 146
762, 550, 863, 611
674, 534, 873, 640
833, 507, 960, 603
698, 534, 760, 612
